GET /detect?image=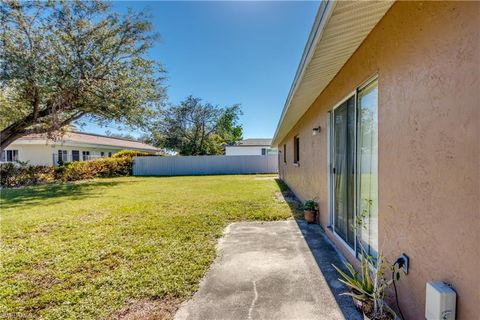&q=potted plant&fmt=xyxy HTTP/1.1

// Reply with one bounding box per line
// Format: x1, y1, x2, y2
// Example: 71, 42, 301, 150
333, 254, 401, 320
303, 199, 318, 223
